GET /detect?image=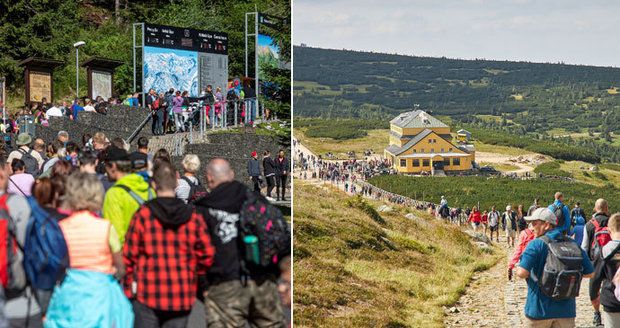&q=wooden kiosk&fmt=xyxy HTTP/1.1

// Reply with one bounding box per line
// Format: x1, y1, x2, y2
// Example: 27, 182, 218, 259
18, 57, 63, 106
81, 57, 123, 100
